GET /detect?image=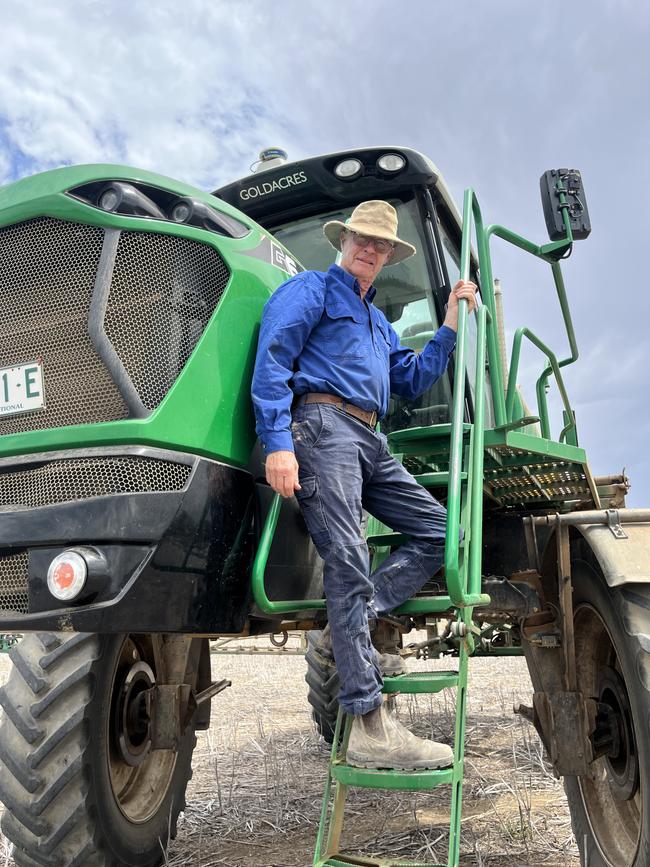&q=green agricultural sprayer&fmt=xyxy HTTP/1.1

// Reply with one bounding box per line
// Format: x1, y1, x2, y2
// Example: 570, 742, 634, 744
0, 145, 645, 867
